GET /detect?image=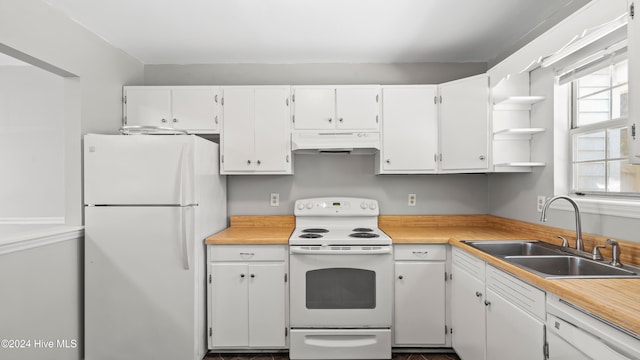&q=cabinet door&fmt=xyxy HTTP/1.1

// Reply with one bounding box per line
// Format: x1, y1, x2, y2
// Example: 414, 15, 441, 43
485, 288, 545, 360
394, 261, 446, 345
439, 75, 489, 171
221, 87, 255, 172
210, 263, 249, 347
336, 87, 380, 130
171, 87, 219, 133
629, 1, 640, 164
124, 87, 171, 127
254, 87, 292, 173
451, 264, 486, 360
248, 263, 286, 347
381, 86, 438, 172
293, 87, 335, 130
